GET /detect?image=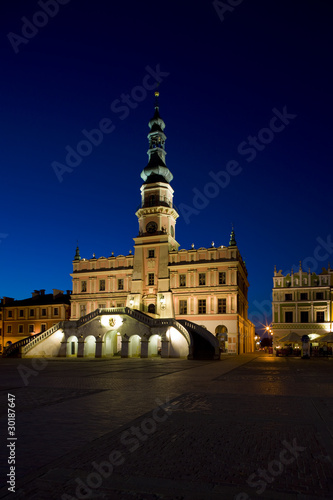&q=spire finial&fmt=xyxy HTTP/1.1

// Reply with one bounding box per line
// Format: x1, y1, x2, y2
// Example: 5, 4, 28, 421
74, 244, 81, 261
299, 260, 302, 272
154, 90, 160, 109
229, 225, 237, 247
